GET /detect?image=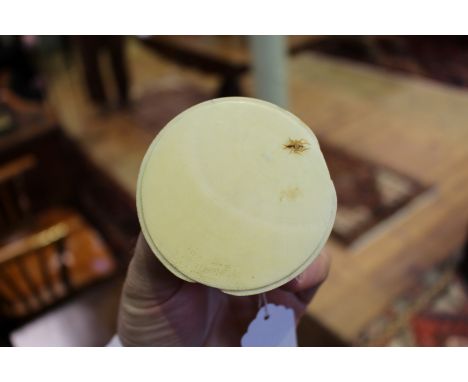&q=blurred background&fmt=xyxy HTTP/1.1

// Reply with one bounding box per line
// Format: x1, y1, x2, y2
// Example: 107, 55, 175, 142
1, 35, 468, 346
